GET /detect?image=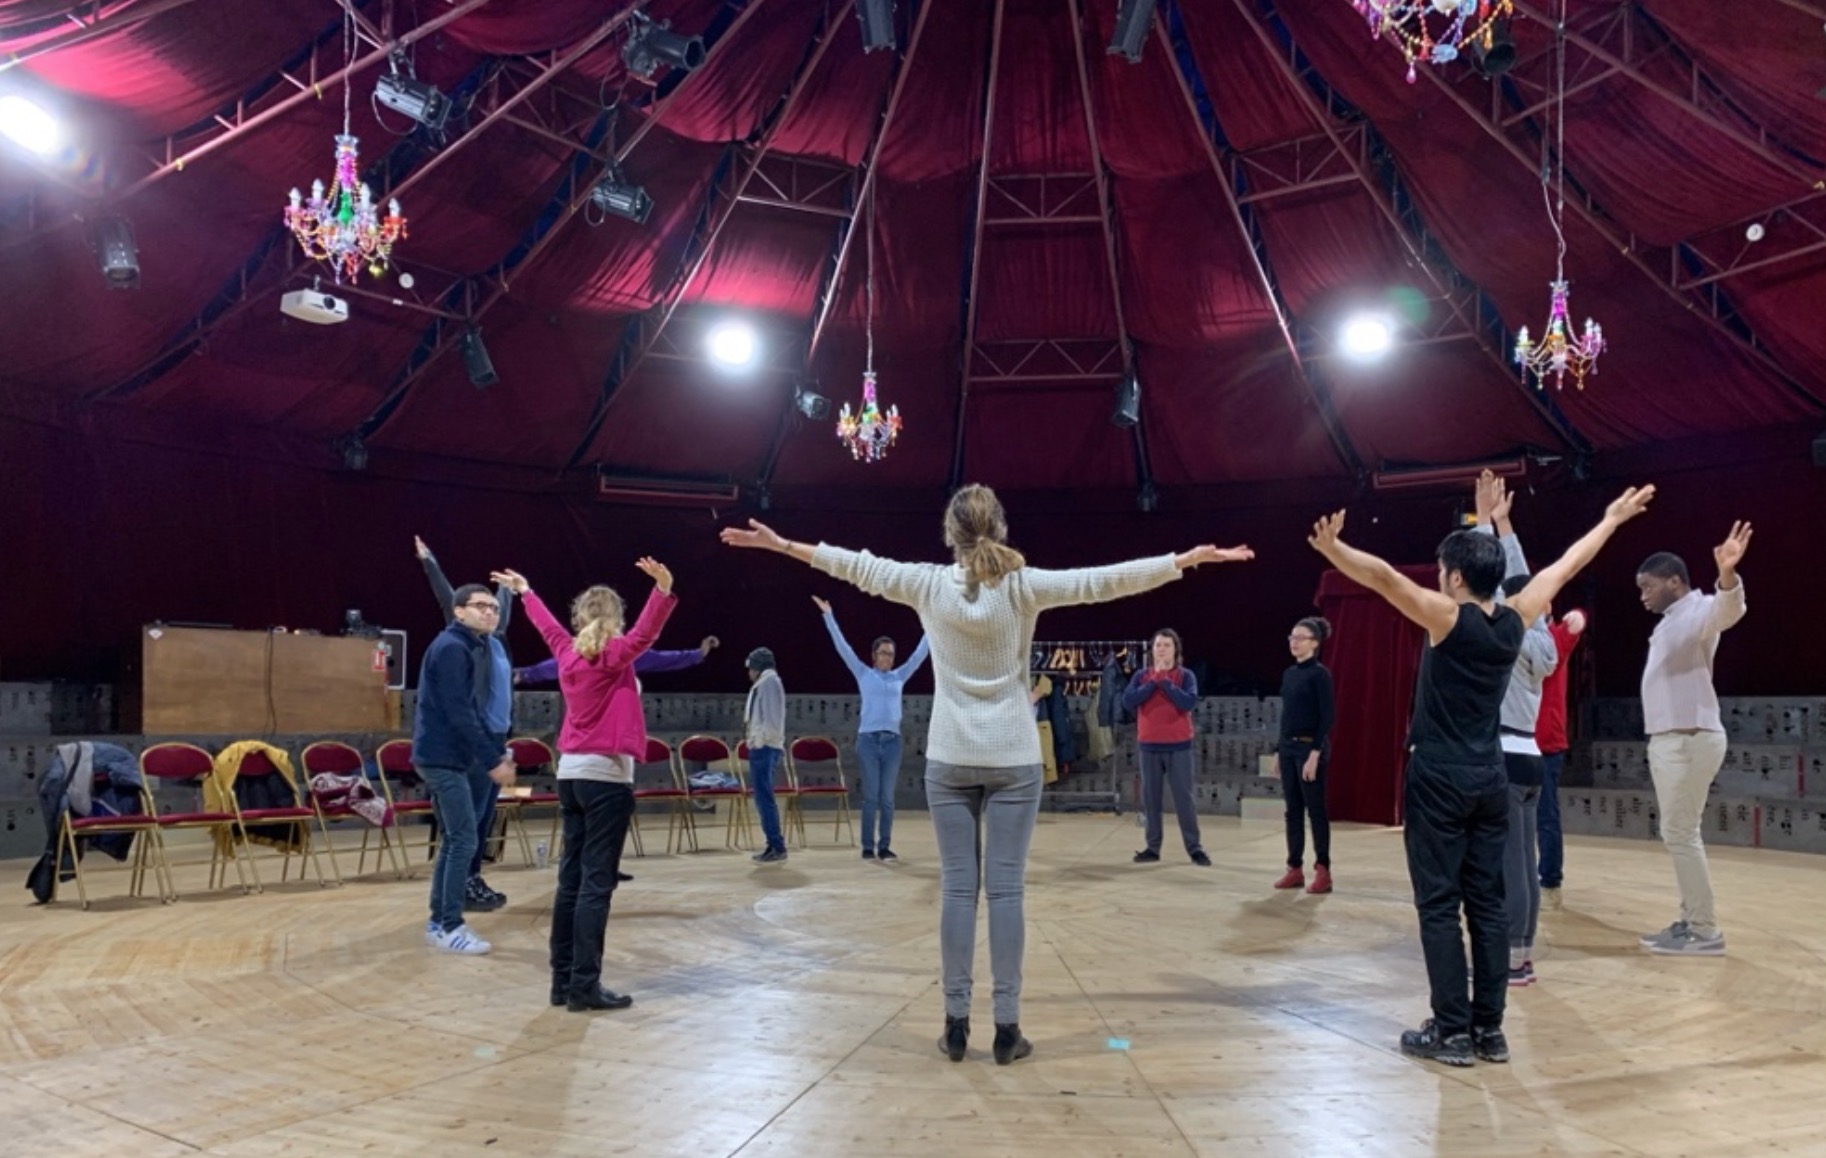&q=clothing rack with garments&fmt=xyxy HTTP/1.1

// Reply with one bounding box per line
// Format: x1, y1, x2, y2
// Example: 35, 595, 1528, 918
1031, 640, 1146, 697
